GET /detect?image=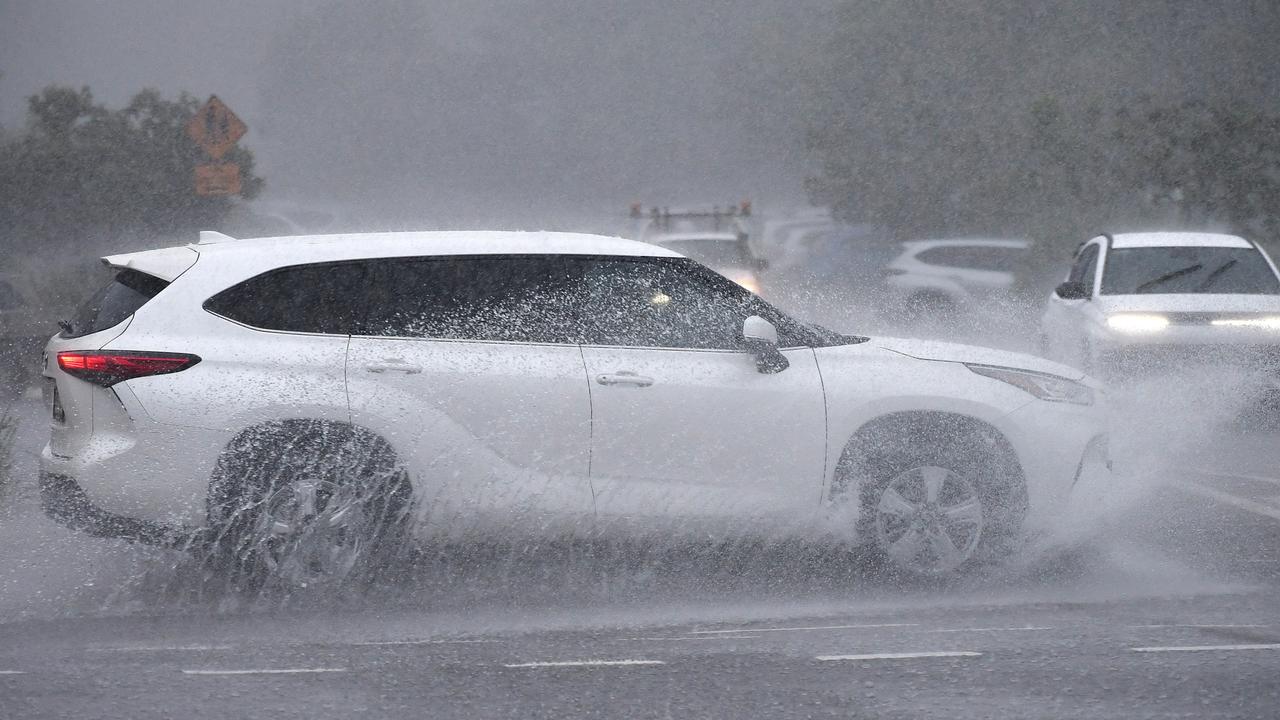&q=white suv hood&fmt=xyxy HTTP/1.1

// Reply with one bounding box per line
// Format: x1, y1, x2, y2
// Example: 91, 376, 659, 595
872, 336, 1086, 380
1096, 293, 1280, 314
